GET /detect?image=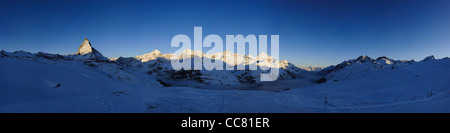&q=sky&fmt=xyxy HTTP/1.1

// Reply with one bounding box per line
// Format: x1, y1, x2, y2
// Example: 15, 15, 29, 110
1, 0, 449, 67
